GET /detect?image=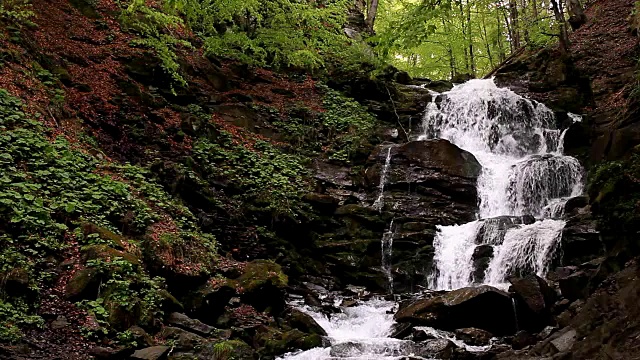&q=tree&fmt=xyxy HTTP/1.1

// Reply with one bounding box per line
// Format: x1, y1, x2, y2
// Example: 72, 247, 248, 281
366, 0, 379, 32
